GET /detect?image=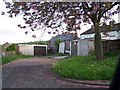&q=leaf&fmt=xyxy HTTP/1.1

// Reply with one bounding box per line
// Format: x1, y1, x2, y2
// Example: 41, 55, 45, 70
24, 12, 31, 16
25, 20, 33, 24
48, 32, 51, 34
32, 34, 36, 38
23, 17, 27, 20
31, 28, 35, 31
34, 24, 37, 28
25, 31, 28, 34
22, 26, 26, 29
53, 32, 56, 34
9, 14, 13, 18
1, 12, 5, 15
32, 12, 36, 15
18, 24, 21, 27
106, 3, 111, 9
76, 26, 81, 30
